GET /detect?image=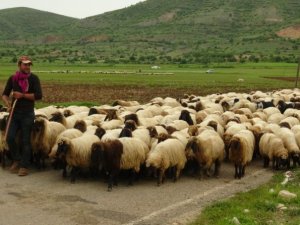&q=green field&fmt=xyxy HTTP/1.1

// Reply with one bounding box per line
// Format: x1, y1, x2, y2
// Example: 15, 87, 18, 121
0, 62, 299, 106
0, 62, 298, 87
